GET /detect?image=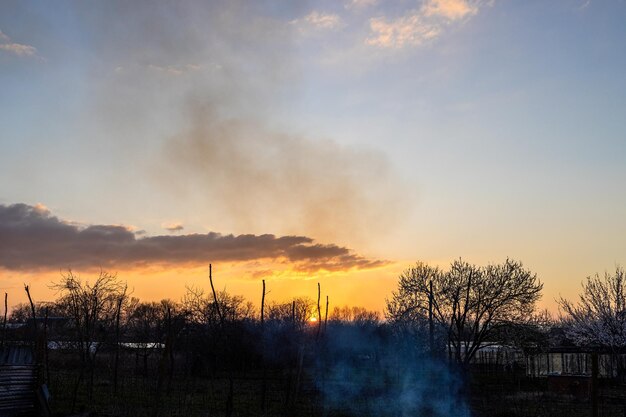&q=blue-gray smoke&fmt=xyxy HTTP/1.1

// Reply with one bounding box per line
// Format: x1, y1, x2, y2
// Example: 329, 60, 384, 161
313, 322, 470, 417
